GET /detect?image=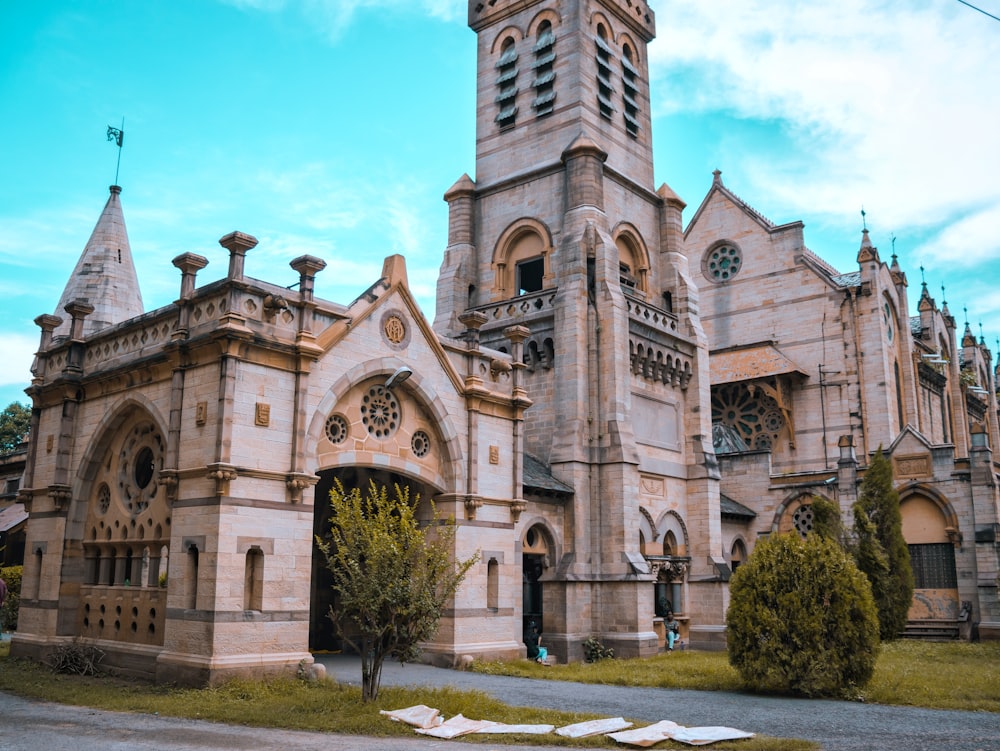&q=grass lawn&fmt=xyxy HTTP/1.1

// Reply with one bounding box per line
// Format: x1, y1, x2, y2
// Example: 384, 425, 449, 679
0, 639, 811, 750
2, 639, 995, 750
474, 640, 1000, 713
